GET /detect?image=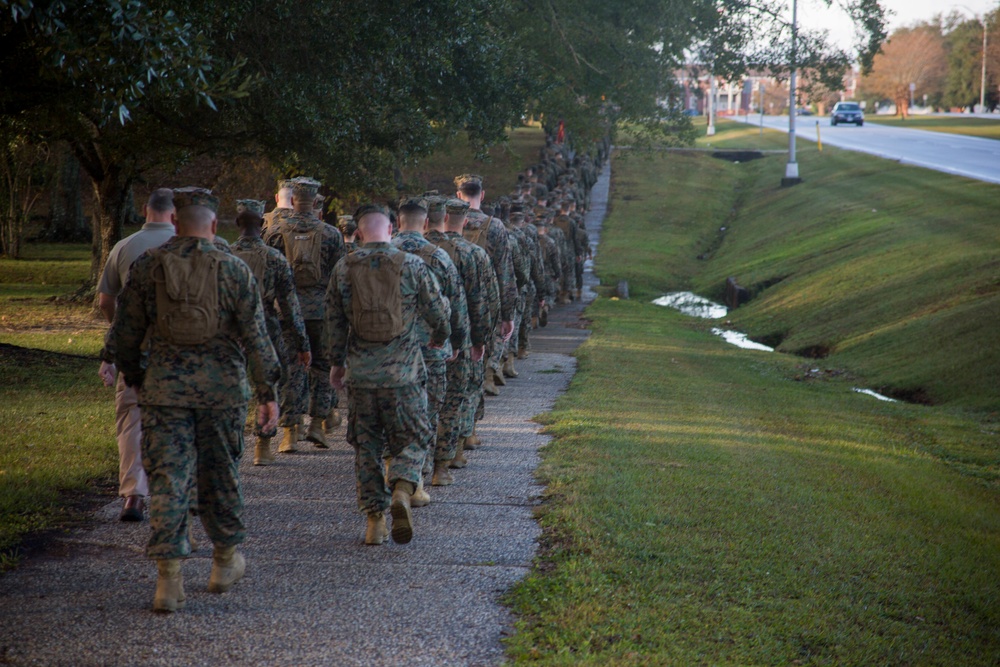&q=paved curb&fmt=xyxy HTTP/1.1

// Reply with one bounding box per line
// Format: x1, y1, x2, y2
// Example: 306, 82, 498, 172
0, 165, 610, 667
